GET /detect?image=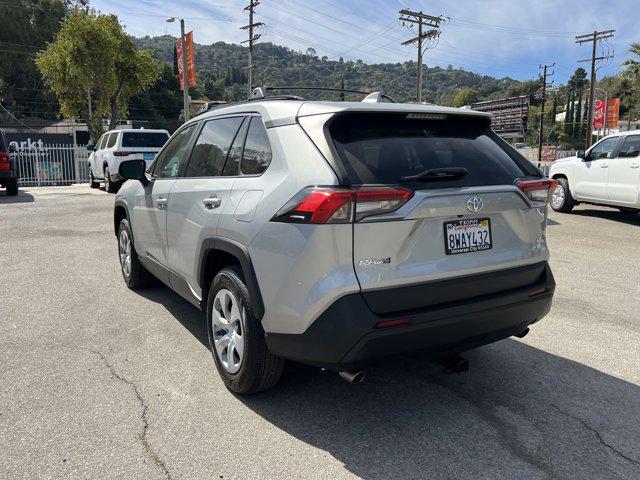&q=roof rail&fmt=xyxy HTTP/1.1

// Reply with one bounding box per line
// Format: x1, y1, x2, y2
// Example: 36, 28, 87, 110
251, 86, 397, 103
